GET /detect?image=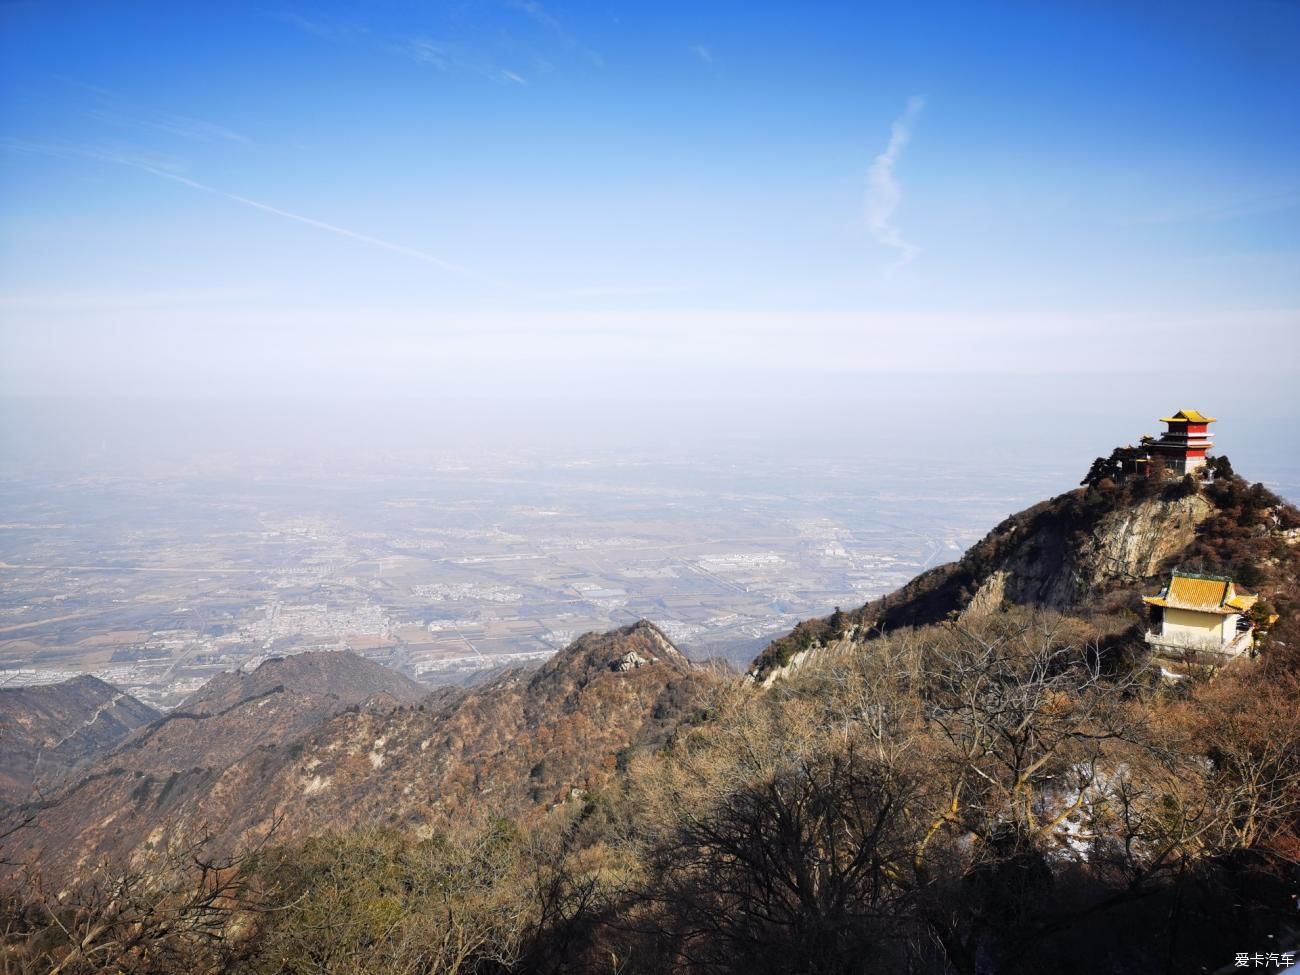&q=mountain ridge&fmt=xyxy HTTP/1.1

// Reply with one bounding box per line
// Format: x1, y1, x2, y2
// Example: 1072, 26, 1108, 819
749, 465, 1299, 683
2, 621, 708, 881
4, 455, 1300, 973
0, 675, 159, 808
178, 649, 428, 714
